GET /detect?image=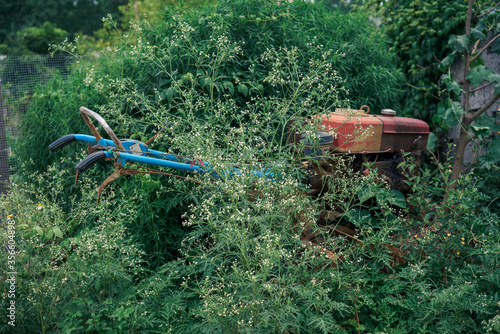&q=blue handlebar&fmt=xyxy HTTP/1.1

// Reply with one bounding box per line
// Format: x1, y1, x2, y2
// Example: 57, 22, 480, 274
50, 134, 275, 180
